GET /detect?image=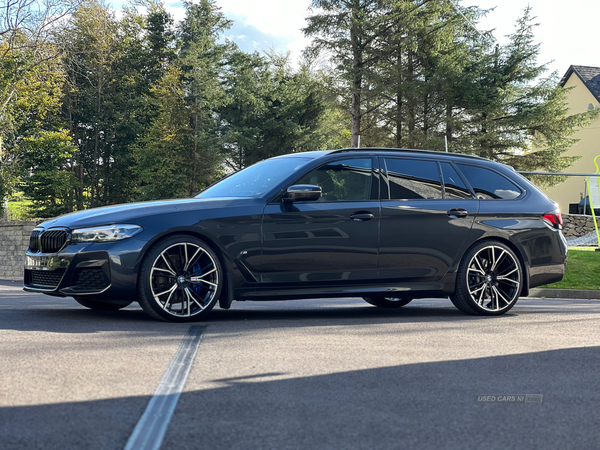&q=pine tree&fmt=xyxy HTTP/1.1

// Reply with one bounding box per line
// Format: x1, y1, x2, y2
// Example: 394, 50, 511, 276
178, 0, 231, 195
133, 66, 191, 200
220, 50, 345, 170
453, 7, 598, 182
304, 0, 394, 147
